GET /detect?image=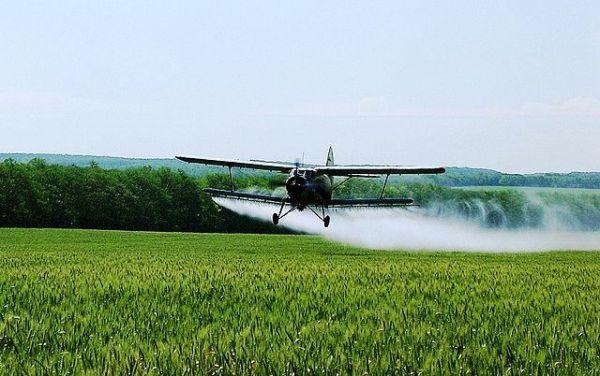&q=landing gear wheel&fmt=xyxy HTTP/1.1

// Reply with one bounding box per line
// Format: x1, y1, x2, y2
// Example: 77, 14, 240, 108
272, 213, 279, 225
323, 215, 330, 228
